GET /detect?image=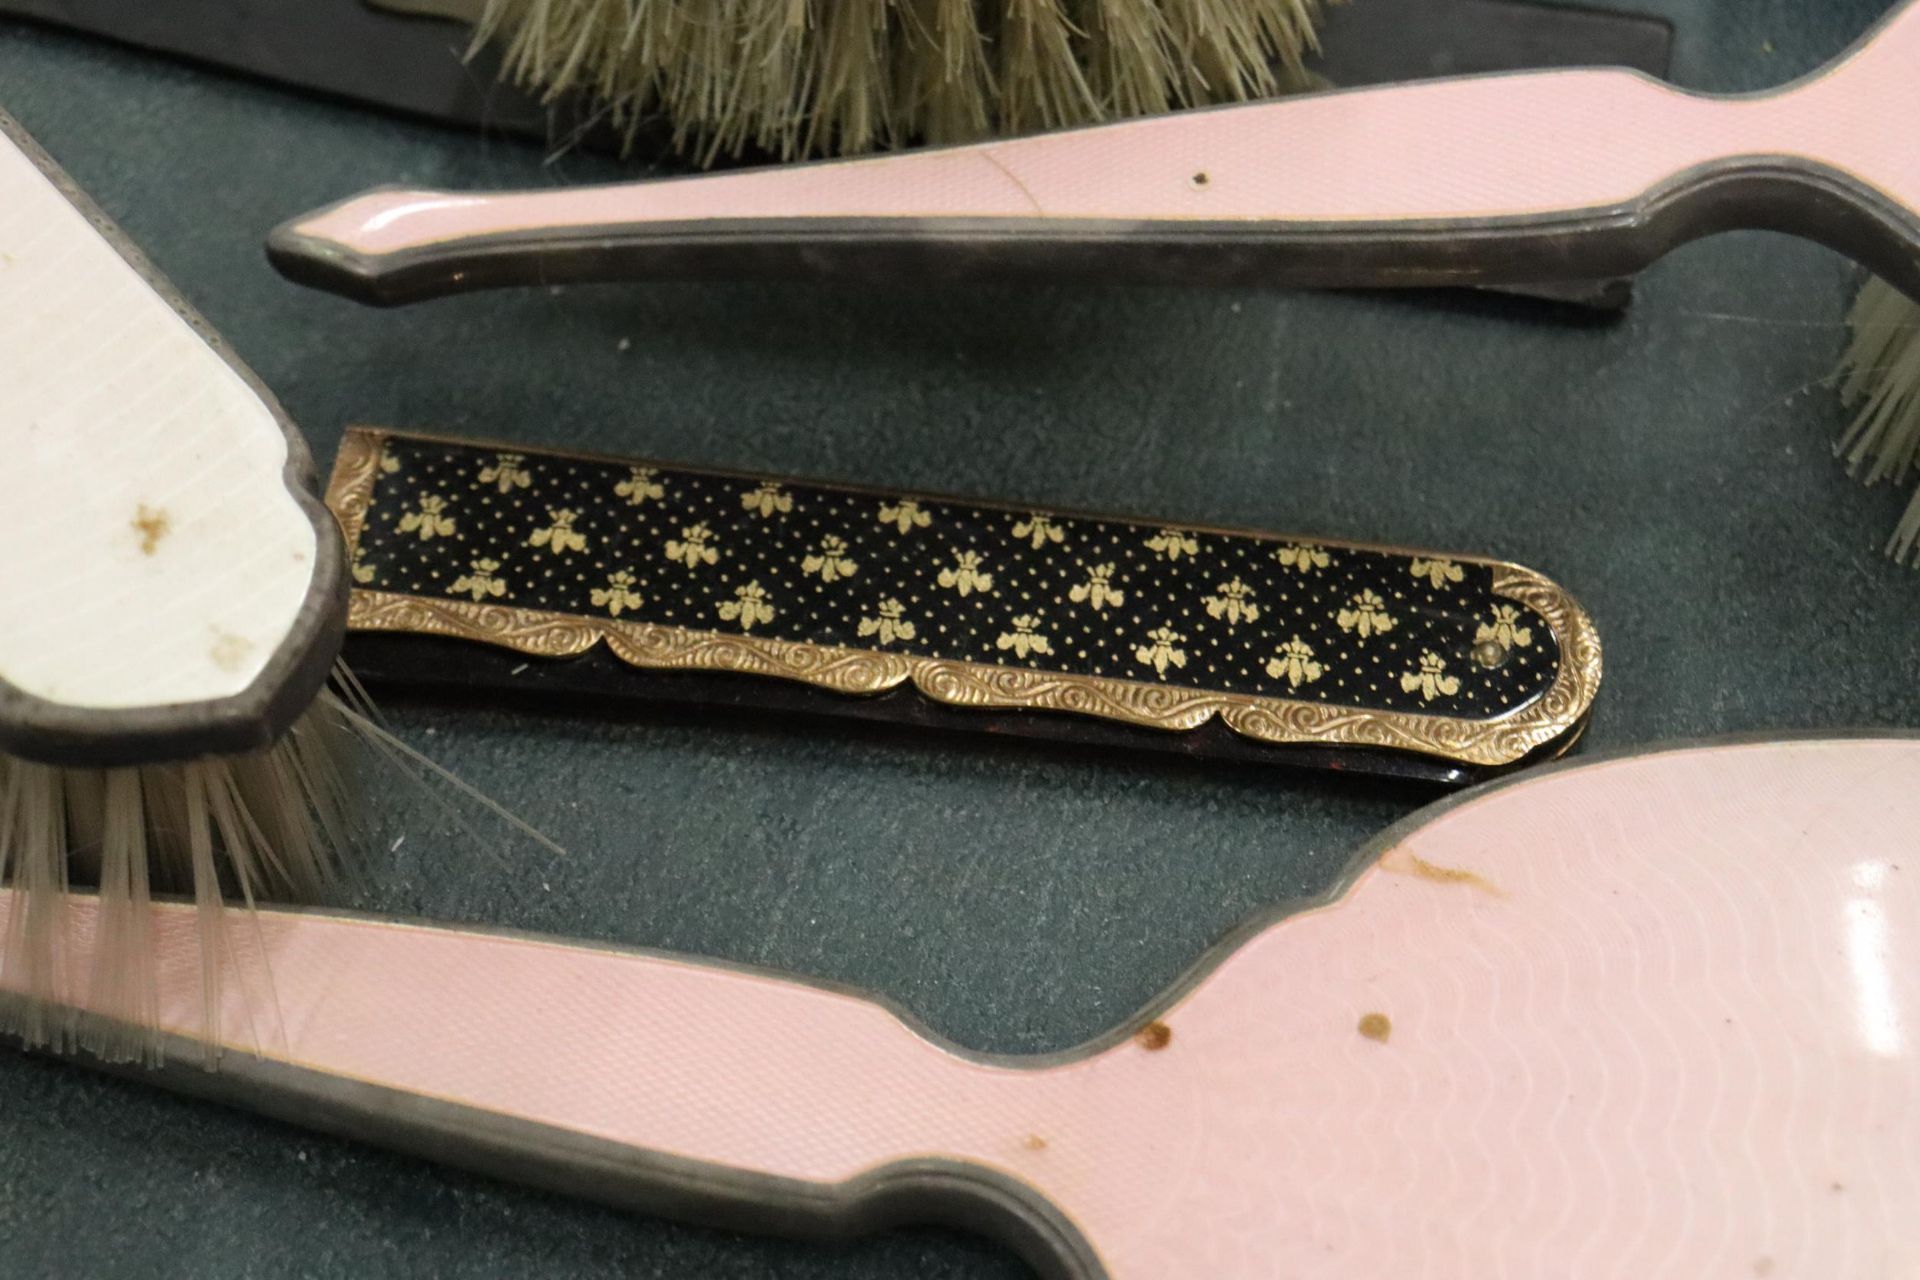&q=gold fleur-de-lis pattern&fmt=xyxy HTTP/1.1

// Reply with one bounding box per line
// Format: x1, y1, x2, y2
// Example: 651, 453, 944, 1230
1401, 651, 1462, 703
996, 614, 1053, 660
451, 557, 508, 602
1337, 589, 1396, 639
616, 466, 665, 507
858, 598, 916, 646
346, 432, 1563, 720
1204, 578, 1260, 627
878, 498, 930, 534
718, 581, 775, 631
742, 482, 793, 518
937, 551, 994, 597
529, 508, 588, 556
479, 452, 531, 493
1069, 563, 1125, 610
1013, 513, 1065, 550
1266, 638, 1323, 689
1274, 543, 1330, 574
802, 535, 857, 583
590, 570, 643, 617
397, 493, 455, 541
1135, 625, 1187, 675
665, 522, 719, 569
1476, 604, 1534, 651
1411, 557, 1465, 588
1147, 527, 1200, 561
